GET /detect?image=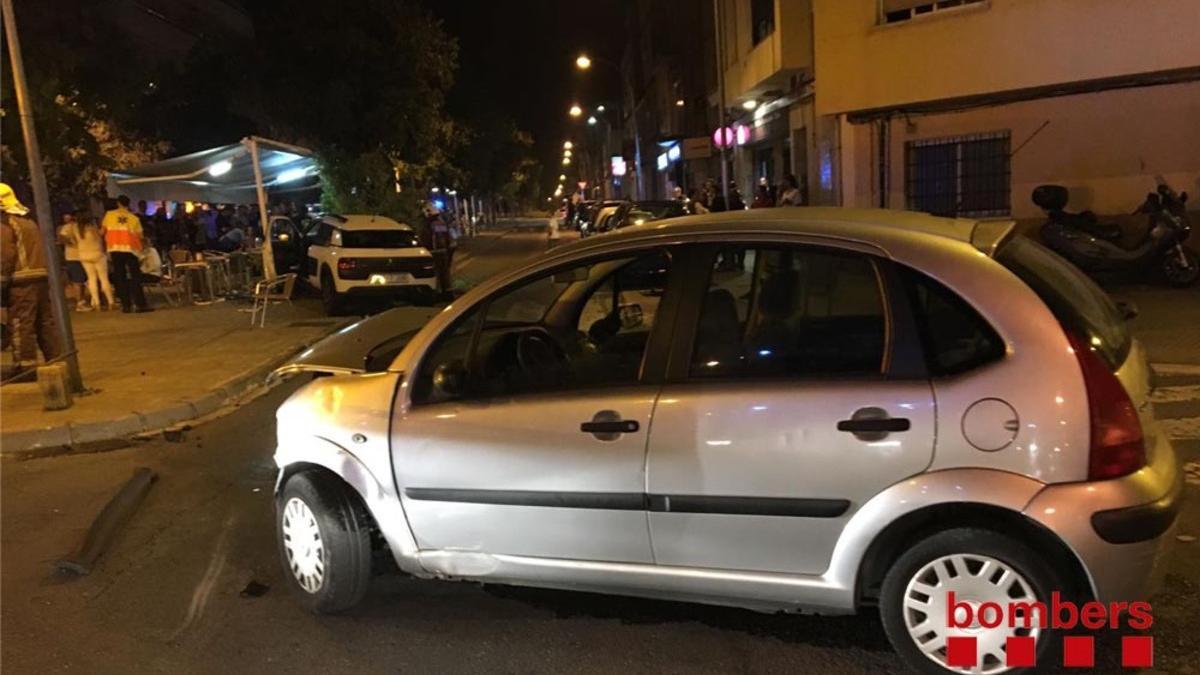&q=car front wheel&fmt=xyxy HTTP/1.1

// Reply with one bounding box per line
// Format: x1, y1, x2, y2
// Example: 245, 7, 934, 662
880, 527, 1065, 674
277, 471, 373, 614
